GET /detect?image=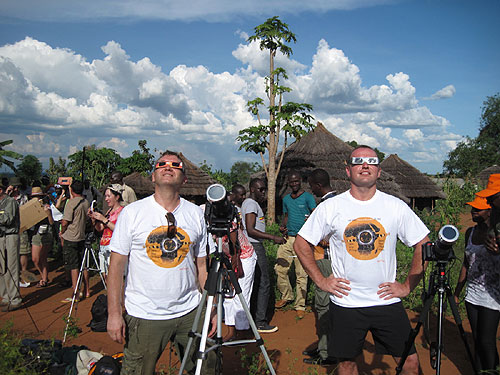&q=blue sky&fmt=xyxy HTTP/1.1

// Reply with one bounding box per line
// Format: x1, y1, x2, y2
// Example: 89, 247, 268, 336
0, 0, 499, 175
